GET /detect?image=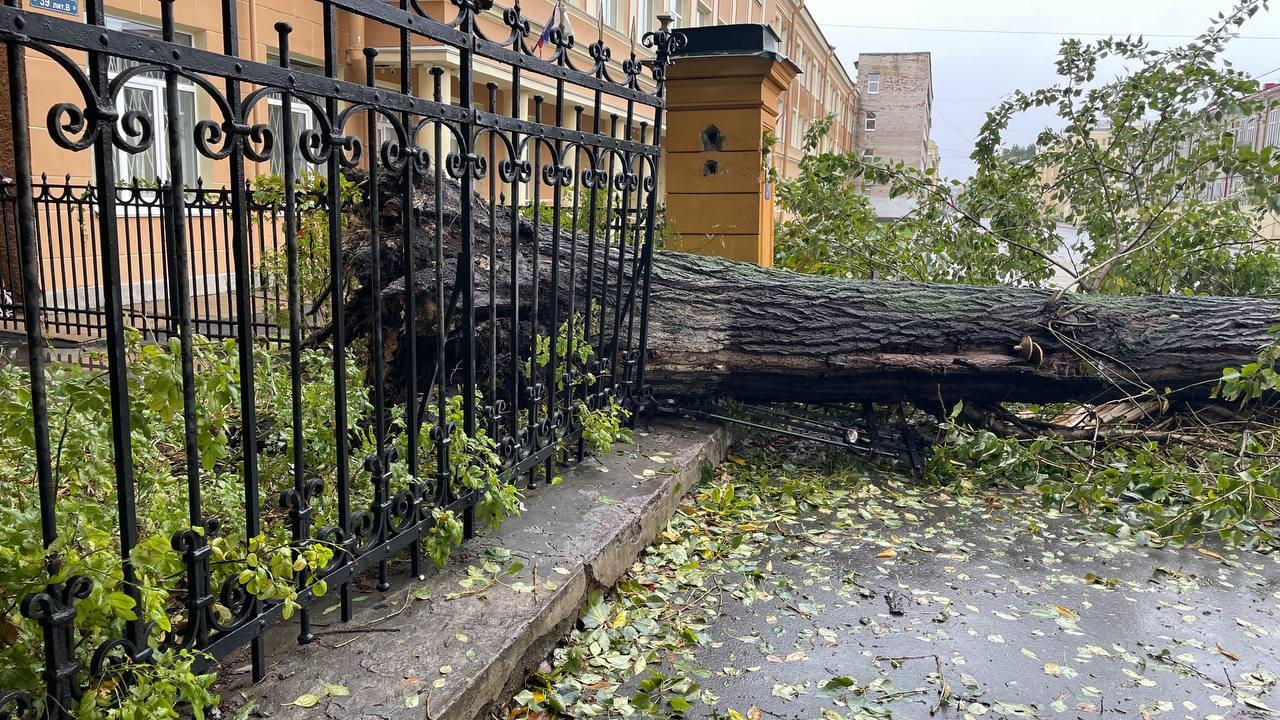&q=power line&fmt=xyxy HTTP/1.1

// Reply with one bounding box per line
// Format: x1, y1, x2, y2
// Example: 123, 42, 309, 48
822, 22, 1280, 41
935, 108, 973, 144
